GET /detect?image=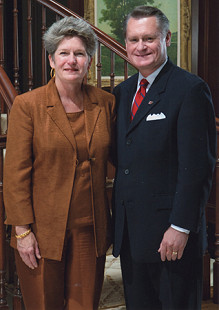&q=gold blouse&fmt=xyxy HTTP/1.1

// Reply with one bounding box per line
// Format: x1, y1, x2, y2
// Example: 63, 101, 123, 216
66, 111, 93, 228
